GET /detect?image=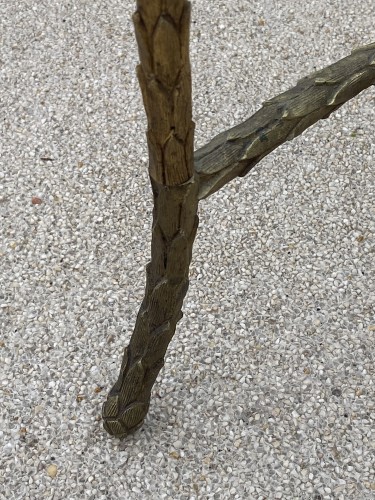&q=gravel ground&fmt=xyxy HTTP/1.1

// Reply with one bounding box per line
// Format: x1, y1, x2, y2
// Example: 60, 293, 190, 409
1, 1, 374, 499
